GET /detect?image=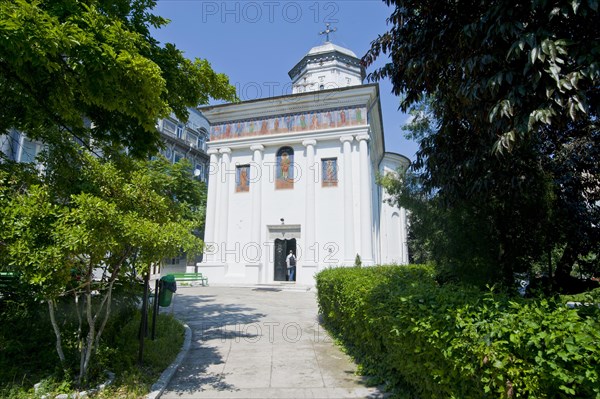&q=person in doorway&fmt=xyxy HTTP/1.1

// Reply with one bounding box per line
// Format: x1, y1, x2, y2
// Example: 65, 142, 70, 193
286, 250, 296, 281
